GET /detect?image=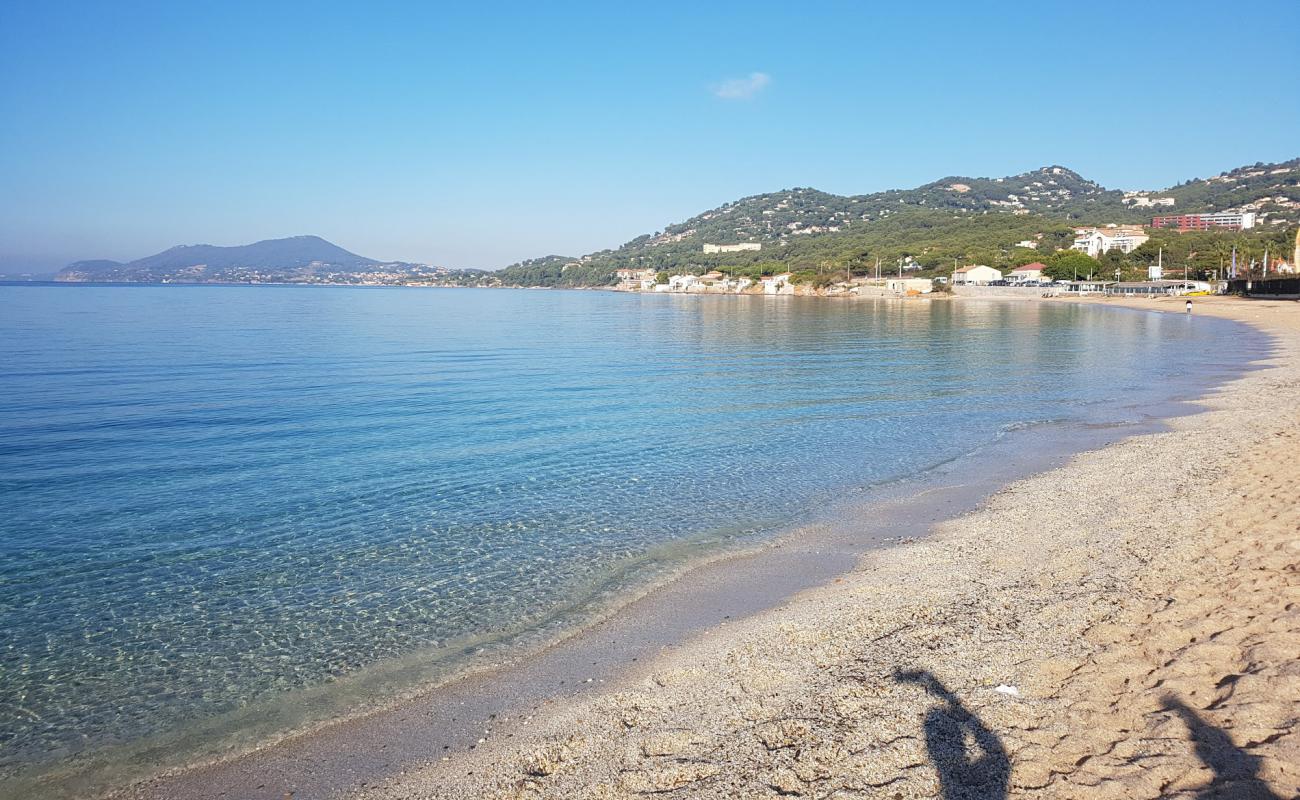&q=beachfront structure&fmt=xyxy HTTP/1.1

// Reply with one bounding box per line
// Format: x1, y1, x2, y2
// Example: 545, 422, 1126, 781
1108, 280, 1213, 296
885, 277, 933, 295
702, 242, 762, 254
1071, 225, 1150, 258
615, 267, 657, 290
717, 276, 754, 292
666, 274, 700, 292
762, 273, 794, 295
1008, 263, 1046, 284
1150, 212, 1257, 231
1054, 280, 1114, 295
650, 272, 755, 293
951, 265, 1003, 285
